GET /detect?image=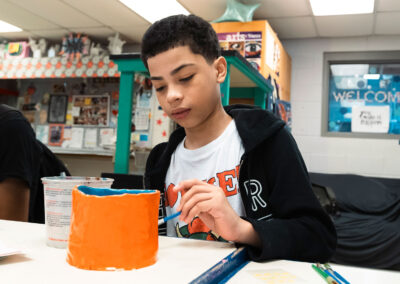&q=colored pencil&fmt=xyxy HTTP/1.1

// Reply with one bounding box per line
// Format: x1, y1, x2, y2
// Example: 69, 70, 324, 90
323, 263, 350, 284
158, 211, 181, 226
190, 247, 249, 284
312, 264, 339, 284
